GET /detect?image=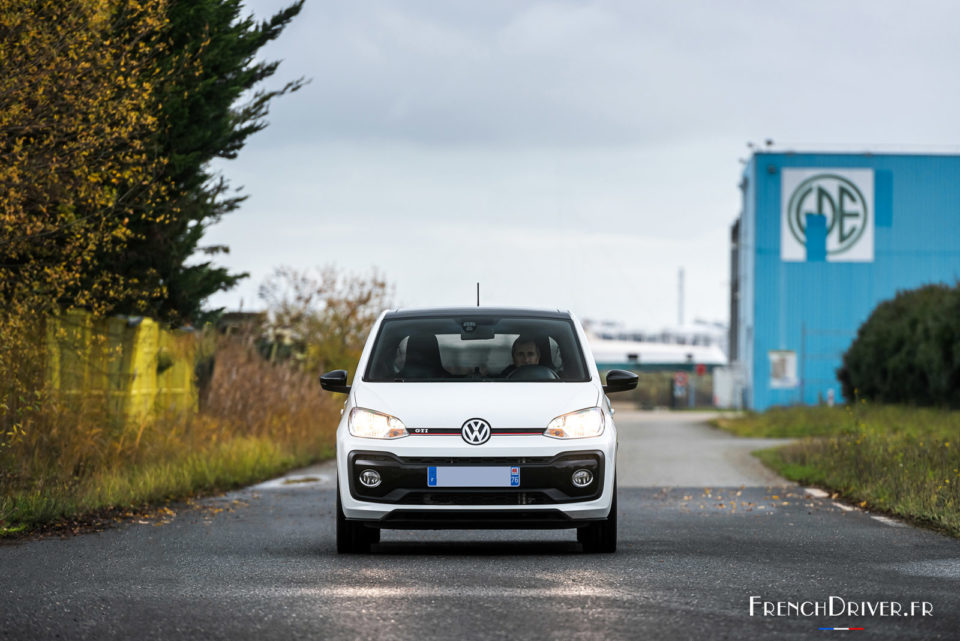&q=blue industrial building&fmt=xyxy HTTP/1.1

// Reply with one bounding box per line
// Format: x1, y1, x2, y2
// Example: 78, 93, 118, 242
729, 151, 960, 410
